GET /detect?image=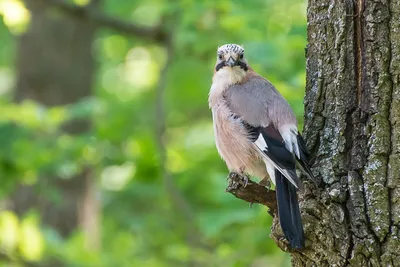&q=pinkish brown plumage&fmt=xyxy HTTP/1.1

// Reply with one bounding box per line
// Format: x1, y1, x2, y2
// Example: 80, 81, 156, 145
208, 44, 315, 249
209, 67, 268, 179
